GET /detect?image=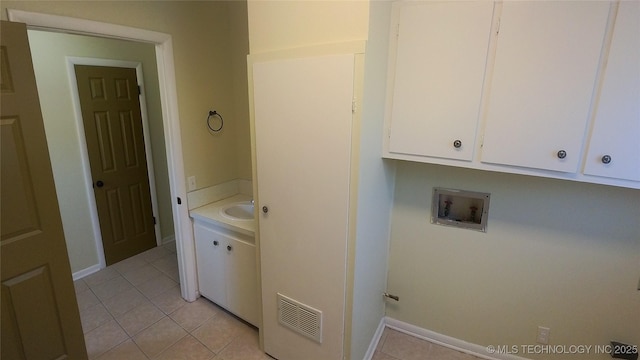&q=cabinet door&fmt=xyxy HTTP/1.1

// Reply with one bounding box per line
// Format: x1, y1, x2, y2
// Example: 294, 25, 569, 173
193, 223, 226, 307
583, 2, 640, 182
388, 1, 494, 161
225, 239, 258, 326
481, 2, 610, 172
